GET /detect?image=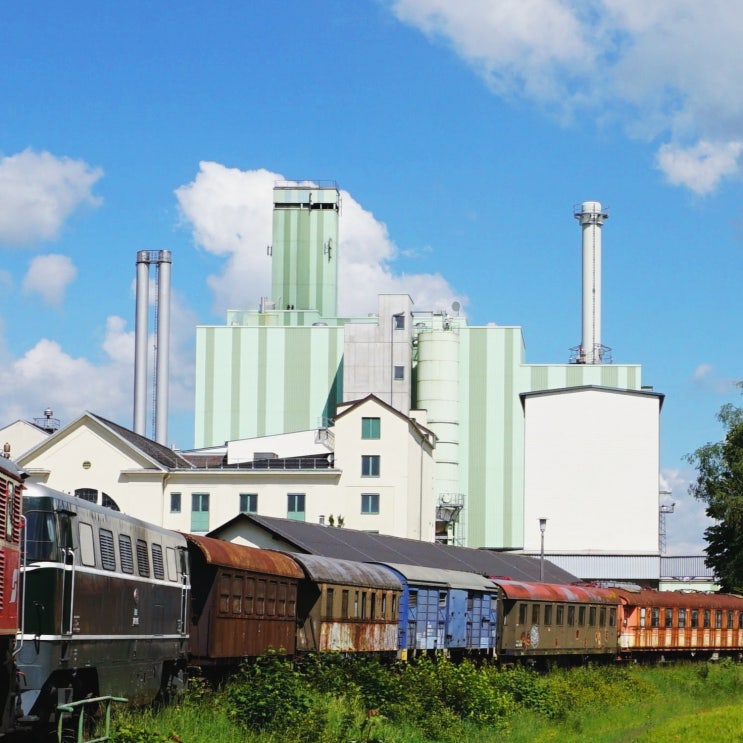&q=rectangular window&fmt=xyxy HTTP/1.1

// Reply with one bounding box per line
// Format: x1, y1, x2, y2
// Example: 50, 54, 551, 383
353, 591, 360, 618
278, 582, 287, 617
716, 610, 723, 629
532, 604, 540, 625
599, 607, 606, 627
325, 588, 334, 620
166, 547, 178, 581
556, 605, 564, 626
578, 606, 586, 626
609, 608, 617, 627
361, 417, 381, 439
370, 592, 376, 620
232, 576, 243, 614
518, 603, 527, 625
361, 455, 380, 477
99, 528, 116, 571
567, 605, 575, 627
219, 574, 230, 613
665, 608, 673, 629
678, 609, 686, 629
651, 608, 660, 628
704, 610, 711, 629
393, 365, 405, 381
691, 609, 699, 628
544, 605, 552, 626
191, 492, 210, 532
640, 607, 646, 628
119, 535, 134, 574
287, 493, 306, 520
256, 579, 266, 615
79, 522, 96, 567
361, 493, 380, 514
170, 492, 181, 513
589, 606, 597, 626
239, 493, 258, 514
727, 610, 733, 629
341, 589, 349, 619
245, 577, 255, 615
394, 314, 405, 330
361, 592, 368, 619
